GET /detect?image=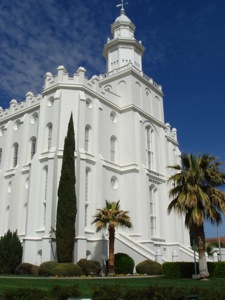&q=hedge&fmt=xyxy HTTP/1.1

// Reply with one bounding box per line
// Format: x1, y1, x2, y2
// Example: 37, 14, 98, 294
163, 261, 225, 278
0, 285, 81, 300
